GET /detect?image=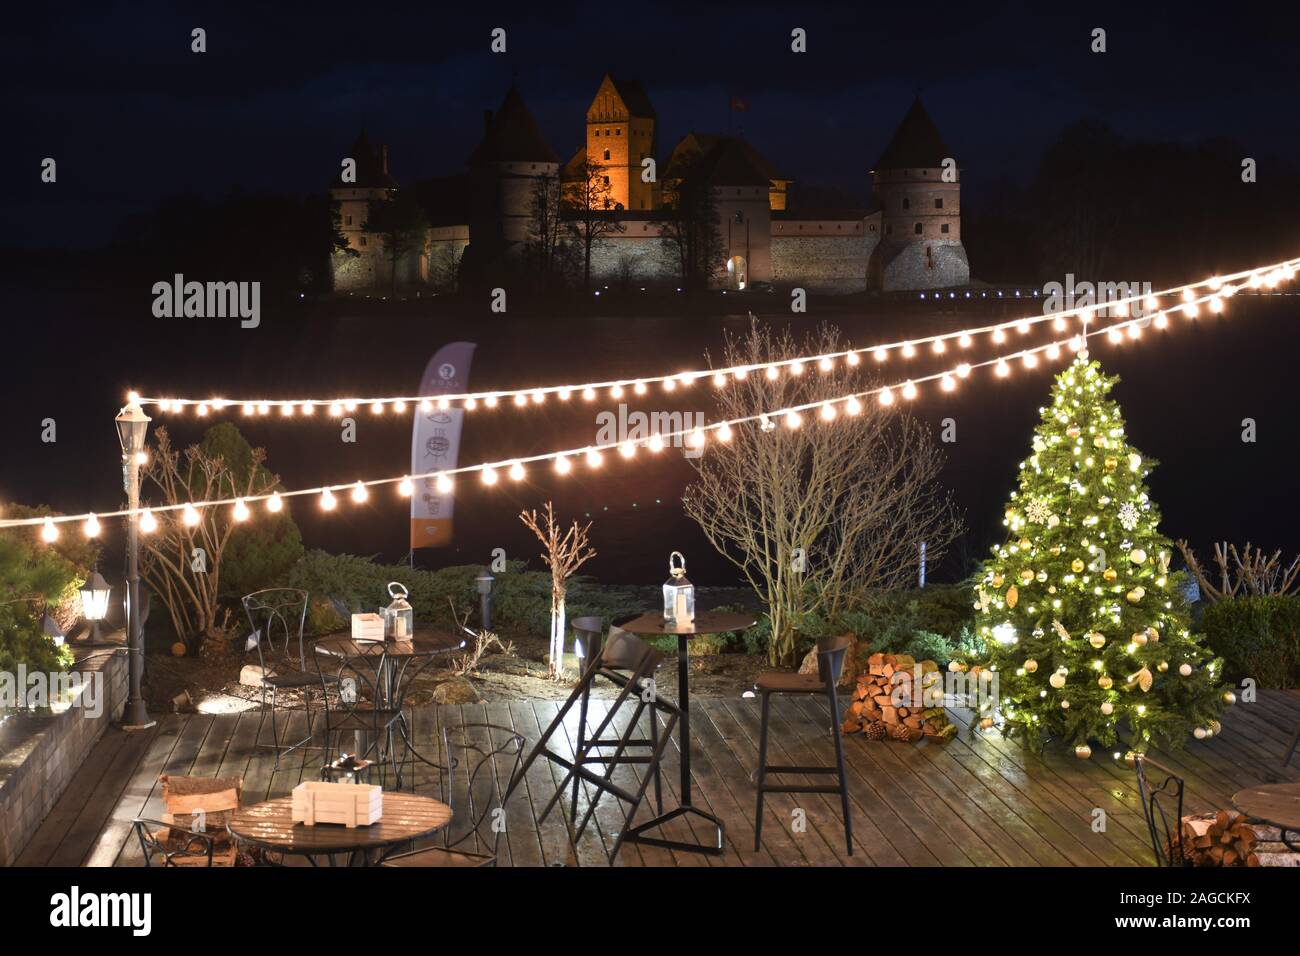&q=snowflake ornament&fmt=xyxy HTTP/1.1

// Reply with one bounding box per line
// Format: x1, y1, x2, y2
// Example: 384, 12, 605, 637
1025, 498, 1053, 524
1117, 502, 1140, 531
